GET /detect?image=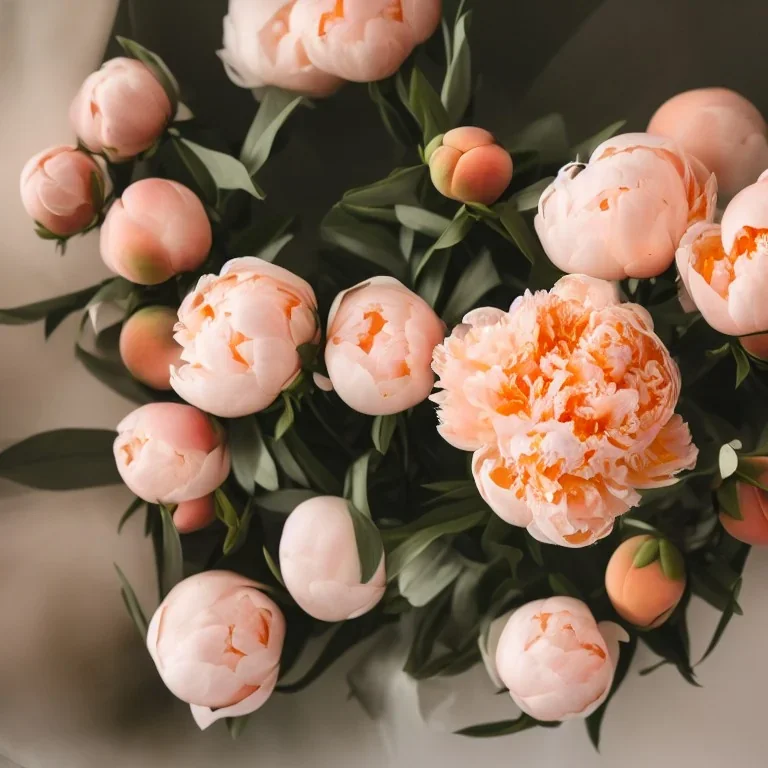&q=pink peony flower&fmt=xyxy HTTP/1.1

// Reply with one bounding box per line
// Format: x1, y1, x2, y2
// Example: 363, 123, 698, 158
495, 596, 628, 721
648, 87, 768, 200
291, 0, 442, 83
279, 495, 385, 621
535, 132, 717, 280
147, 571, 285, 730
113, 403, 230, 504
432, 274, 698, 547
719, 457, 768, 546
325, 277, 445, 416
20, 145, 108, 237
172, 494, 217, 535
429, 127, 513, 205
119, 306, 182, 390
70, 58, 172, 162
171, 257, 319, 418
